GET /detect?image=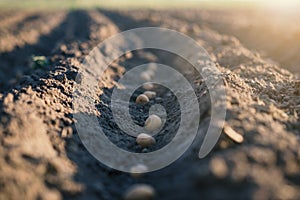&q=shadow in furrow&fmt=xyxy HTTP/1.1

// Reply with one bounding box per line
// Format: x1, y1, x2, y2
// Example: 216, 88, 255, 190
0, 10, 92, 93
65, 10, 209, 200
